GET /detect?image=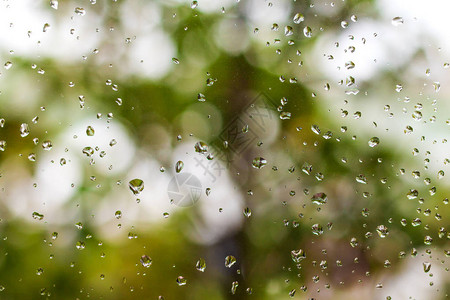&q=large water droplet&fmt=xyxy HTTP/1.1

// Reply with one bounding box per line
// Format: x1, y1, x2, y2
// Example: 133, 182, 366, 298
252, 157, 267, 169
376, 225, 389, 238
291, 249, 306, 262
50, 0, 58, 9
194, 141, 208, 153
20, 123, 30, 137
176, 276, 187, 286
75, 7, 86, 16
225, 255, 237, 268
196, 258, 206, 272
175, 160, 184, 173
303, 26, 312, 38
42, 140, 53, 151
86, 126, 95, 136
32, 212, 44, 220
391, 17, 404, 26
311, 192, 327, 205
140, 255, 152, 268
293, 13, 304, 24
128, 179, 144, 195
368, 137, 379, 147
284, 26, 293, 36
